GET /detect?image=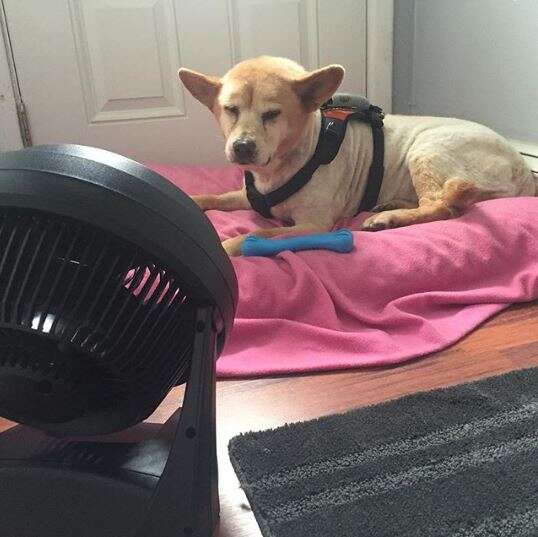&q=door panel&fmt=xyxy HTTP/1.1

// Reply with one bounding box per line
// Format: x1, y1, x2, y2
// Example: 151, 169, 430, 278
69, 0, 186, 122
